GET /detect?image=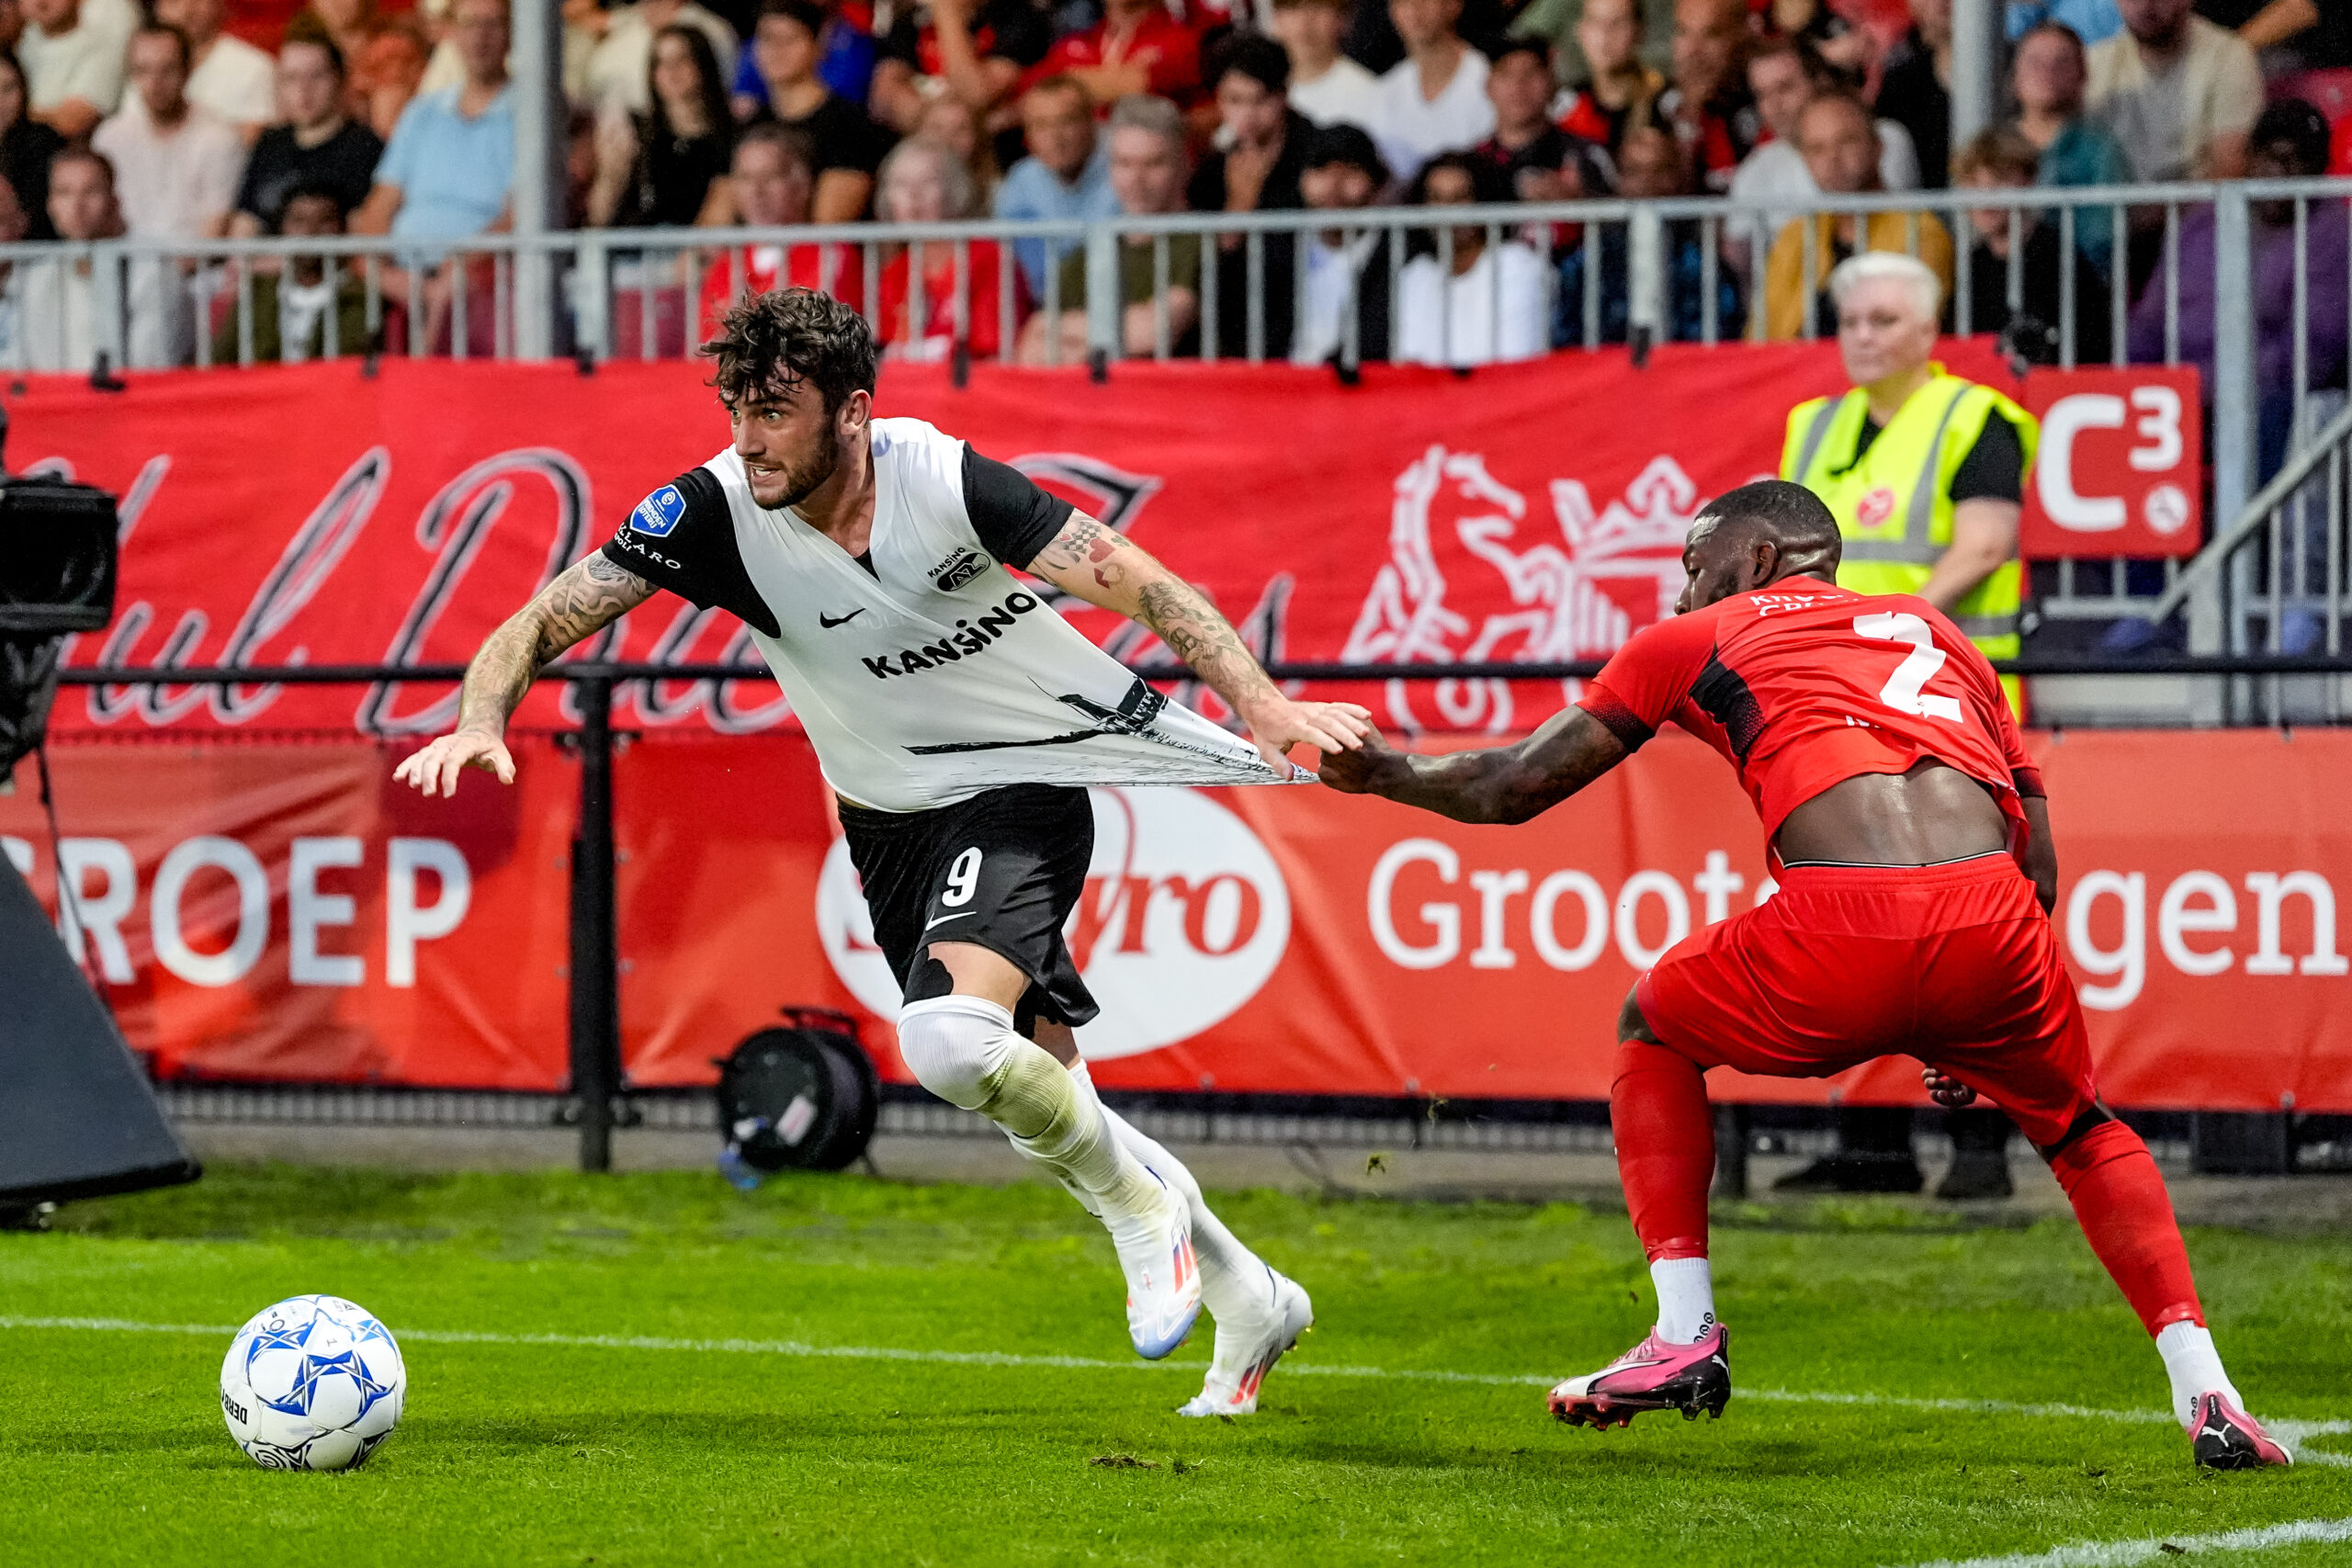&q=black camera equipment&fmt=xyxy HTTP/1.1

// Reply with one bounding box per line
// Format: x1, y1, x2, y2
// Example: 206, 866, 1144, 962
0, 422, 120, 775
